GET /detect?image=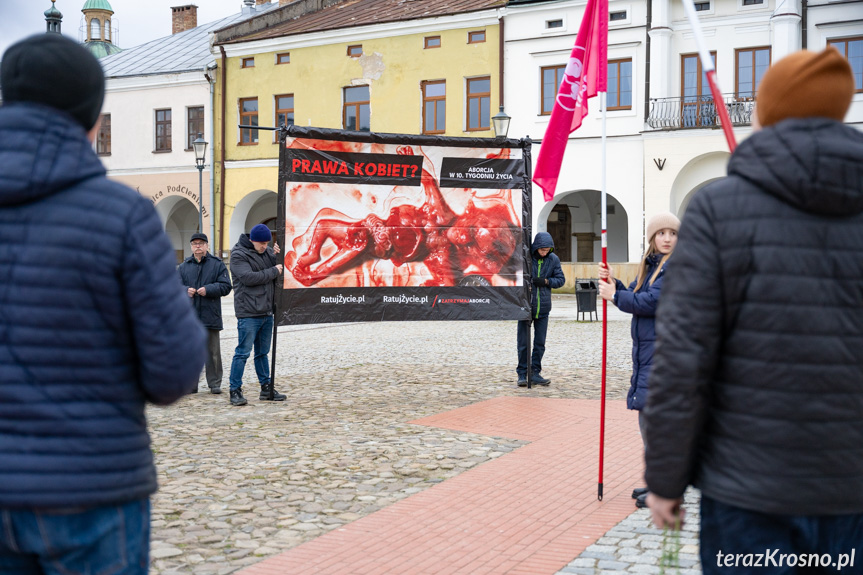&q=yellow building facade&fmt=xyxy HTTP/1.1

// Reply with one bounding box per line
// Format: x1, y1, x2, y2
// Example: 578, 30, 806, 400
212, 1, 505, 254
